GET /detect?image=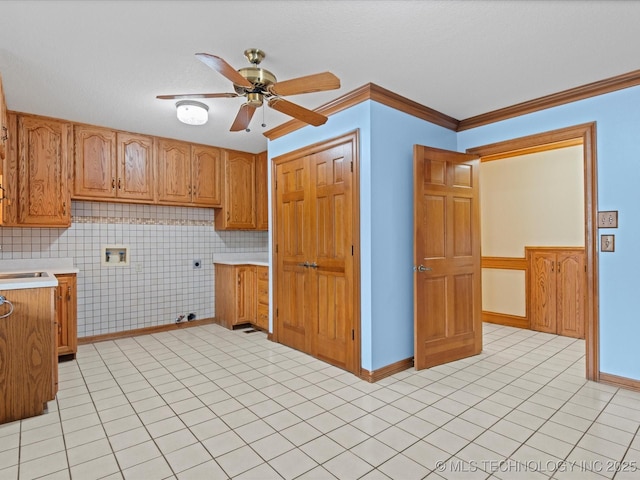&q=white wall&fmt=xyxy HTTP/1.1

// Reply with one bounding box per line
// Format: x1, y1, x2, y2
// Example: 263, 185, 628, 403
480, 145, 584, 317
